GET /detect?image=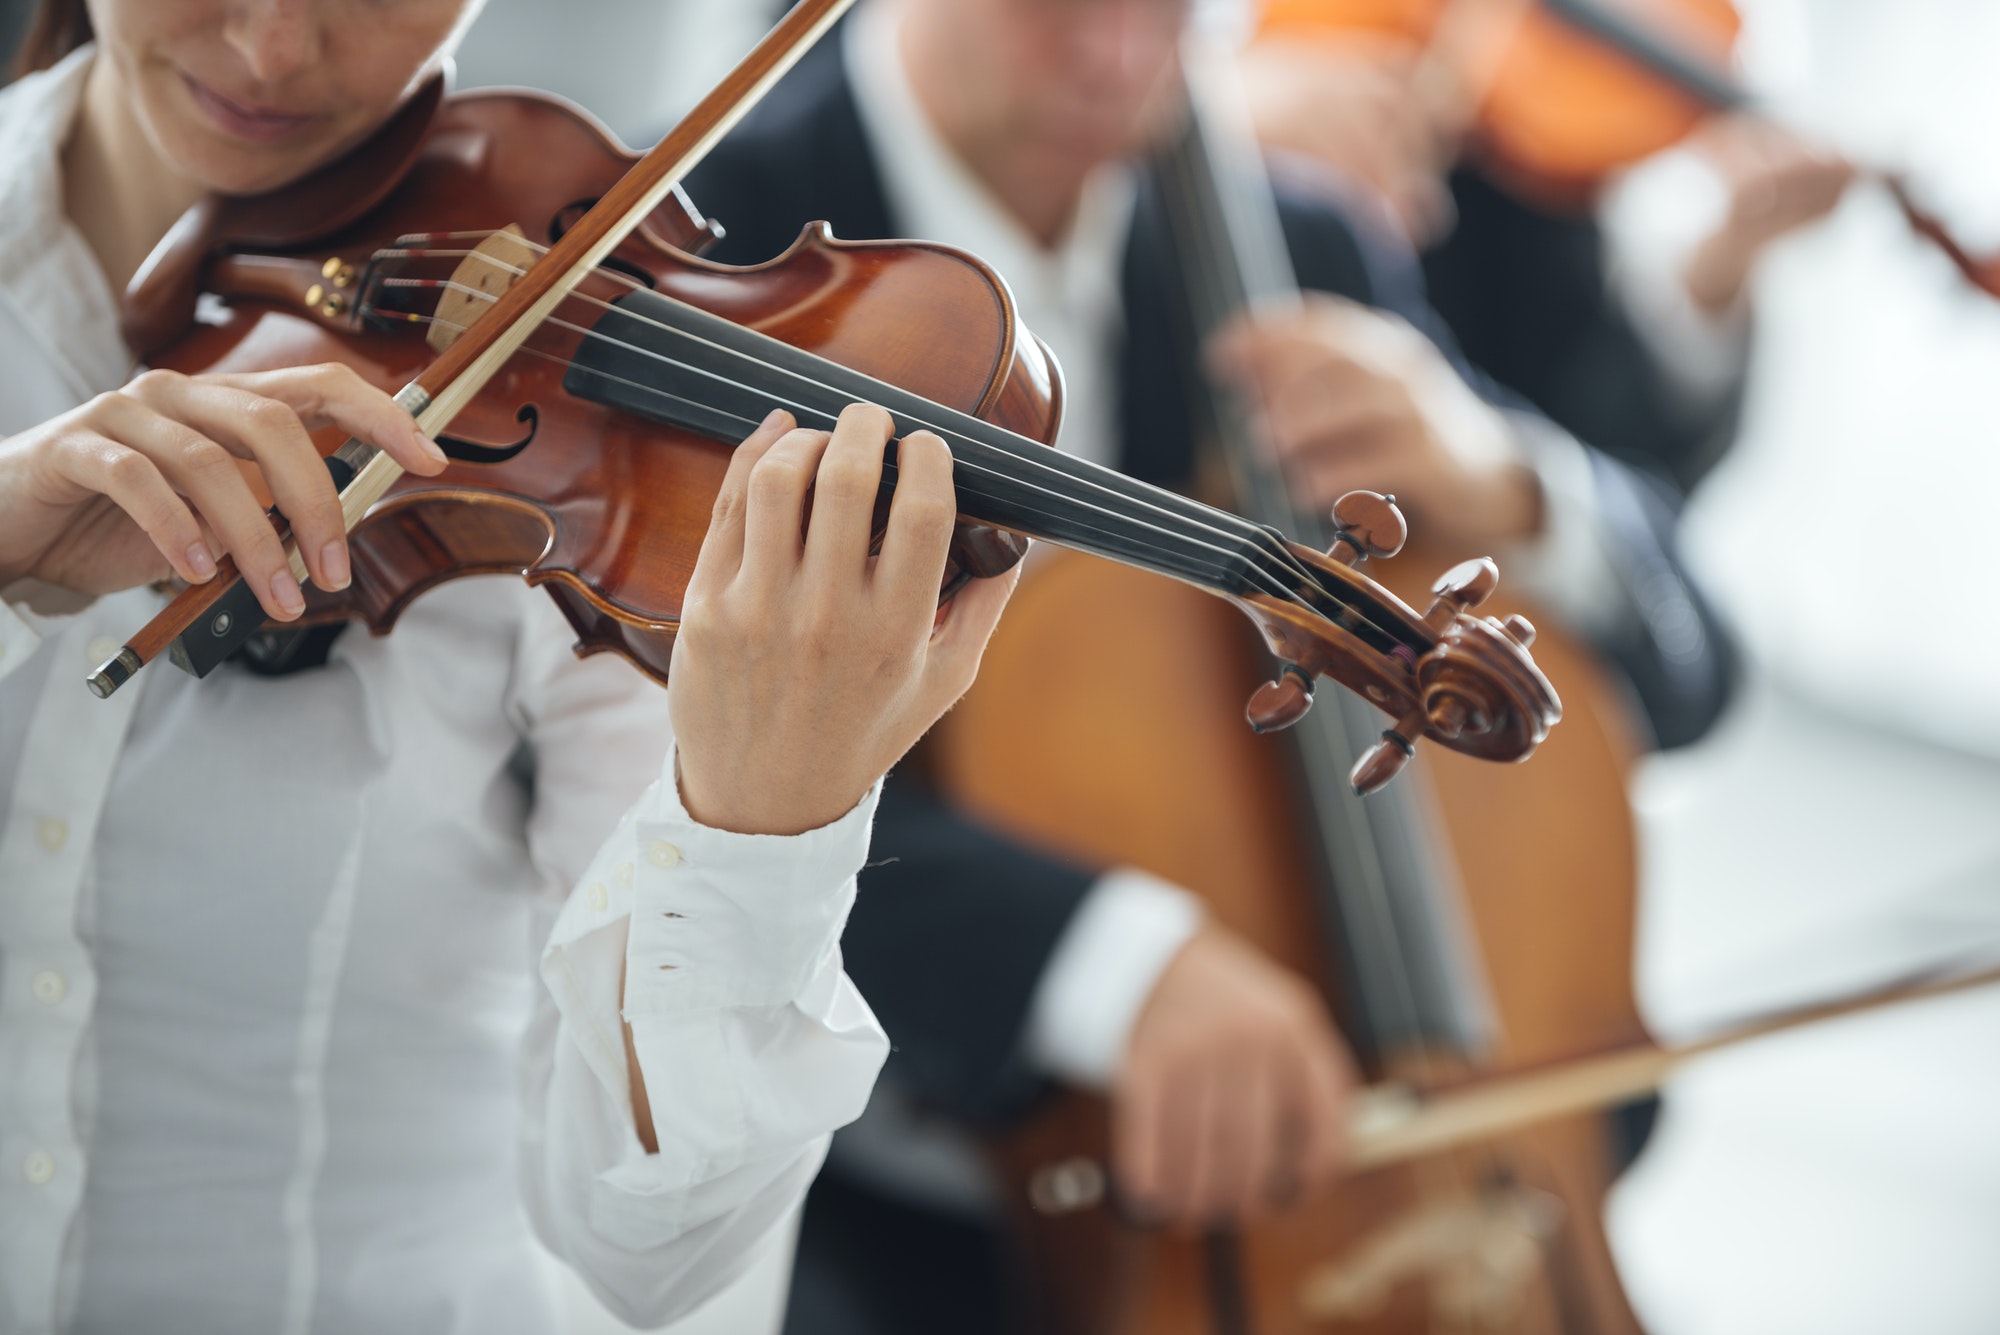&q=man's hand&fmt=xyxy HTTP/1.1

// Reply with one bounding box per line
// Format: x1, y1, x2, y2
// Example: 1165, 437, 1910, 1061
1113, 923, 1354, 1226
1683, 115, 1856, 314
668, 404, 1016, 836
1209, 296, 1542, 552
1238, 37, 1460, 246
